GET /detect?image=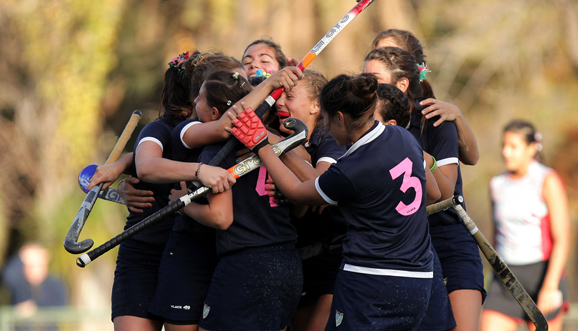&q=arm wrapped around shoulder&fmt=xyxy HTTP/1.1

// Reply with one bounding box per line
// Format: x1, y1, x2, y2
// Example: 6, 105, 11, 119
230, 107, 269, 152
